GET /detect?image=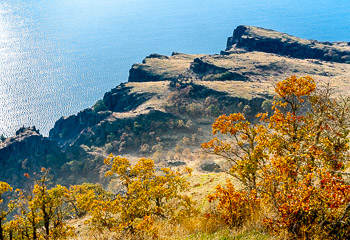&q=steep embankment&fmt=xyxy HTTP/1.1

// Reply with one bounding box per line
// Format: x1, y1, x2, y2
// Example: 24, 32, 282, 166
0, 127, 66, 187
1, 25, 350, 187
